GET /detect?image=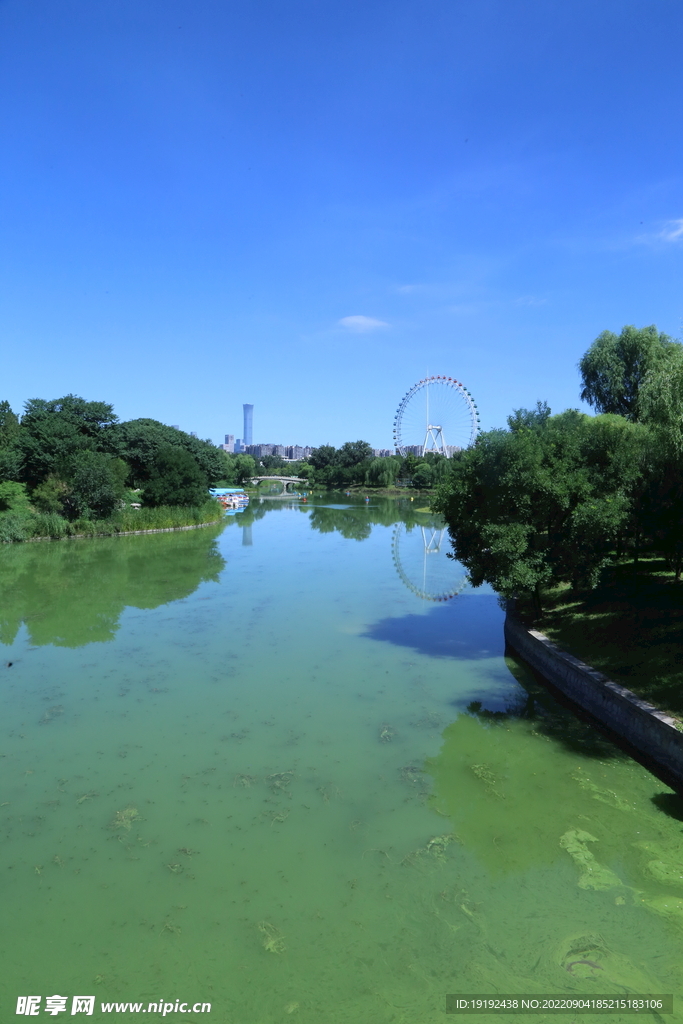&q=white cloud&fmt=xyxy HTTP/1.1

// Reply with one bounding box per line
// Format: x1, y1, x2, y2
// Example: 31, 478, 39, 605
659, 219, 683, 242
338, 315, 389, 332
